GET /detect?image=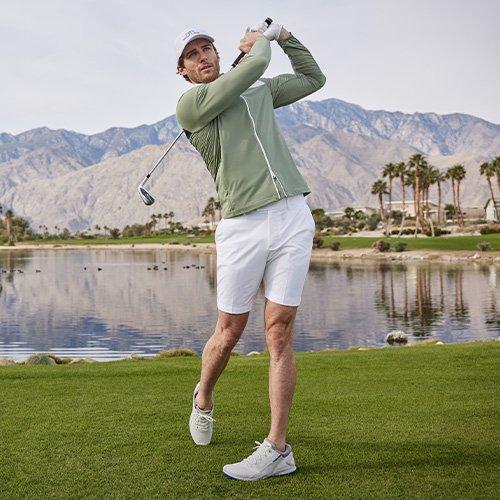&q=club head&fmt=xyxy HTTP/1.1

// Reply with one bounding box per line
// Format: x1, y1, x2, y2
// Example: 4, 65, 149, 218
138, 185, 155, 206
